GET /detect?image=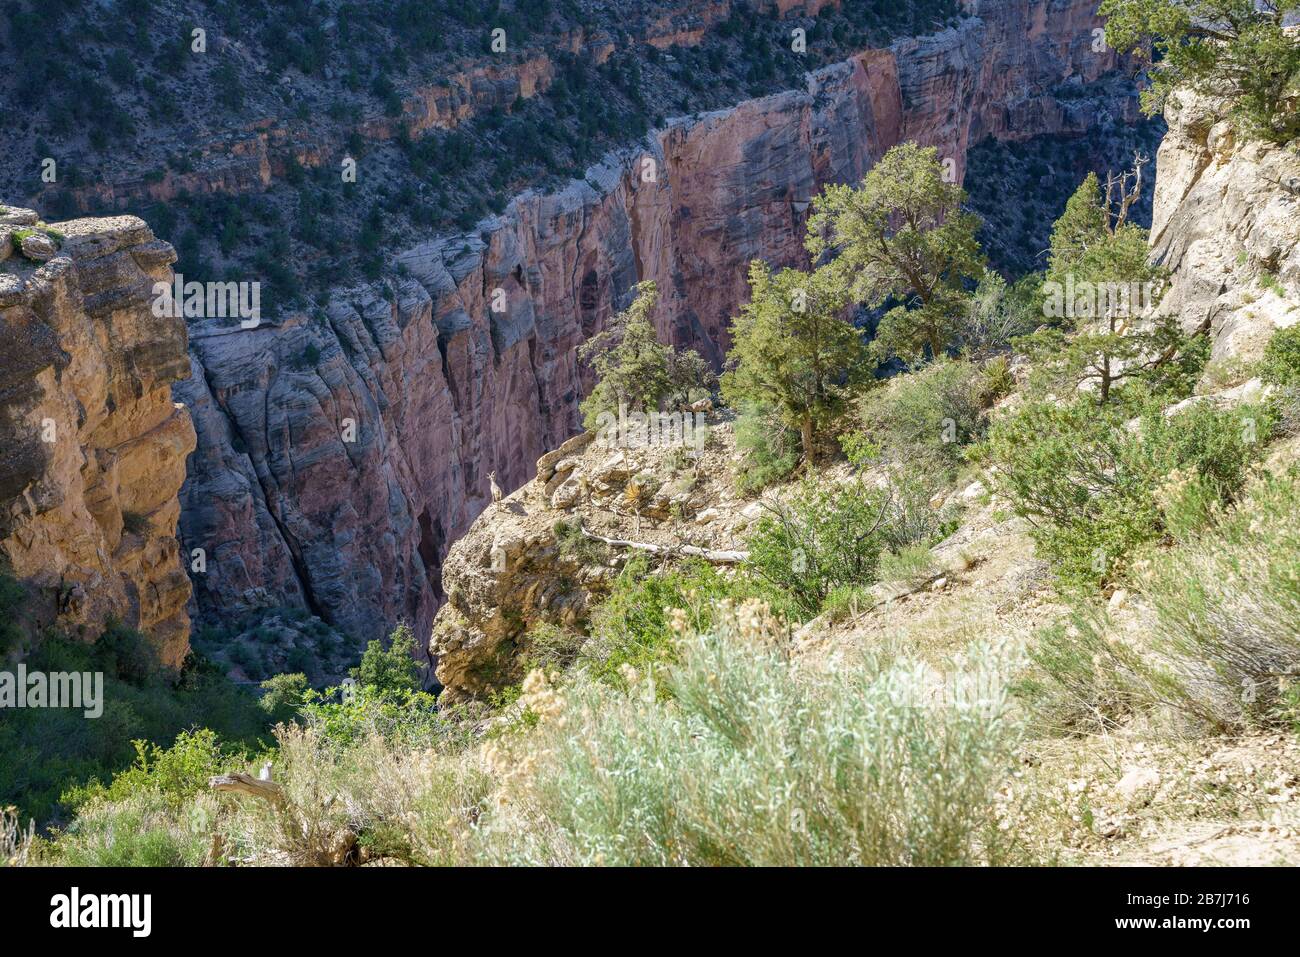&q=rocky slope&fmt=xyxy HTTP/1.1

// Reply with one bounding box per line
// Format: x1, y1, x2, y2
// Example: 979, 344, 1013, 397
178, 0, 1136, 649
432, 412, 760, 699
428, 84, 1300, 701
0, 207, 195, 666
